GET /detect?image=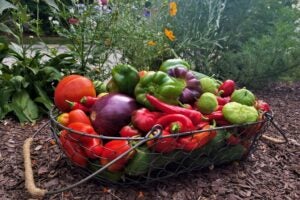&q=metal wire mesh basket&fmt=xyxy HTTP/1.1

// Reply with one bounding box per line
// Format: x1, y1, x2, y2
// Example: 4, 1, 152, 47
49, 107, 270, 186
